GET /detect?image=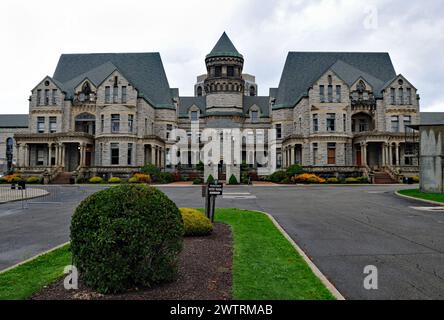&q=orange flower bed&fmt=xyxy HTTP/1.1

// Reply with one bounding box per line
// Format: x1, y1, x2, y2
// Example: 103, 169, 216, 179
133, 173, 151, 183
292, 173, 326, 184
1, 173, 22, 183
